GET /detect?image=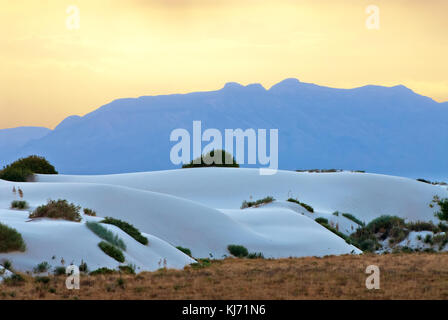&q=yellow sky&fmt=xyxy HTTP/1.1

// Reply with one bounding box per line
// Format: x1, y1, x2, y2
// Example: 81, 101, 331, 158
0, 0, 447, 129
